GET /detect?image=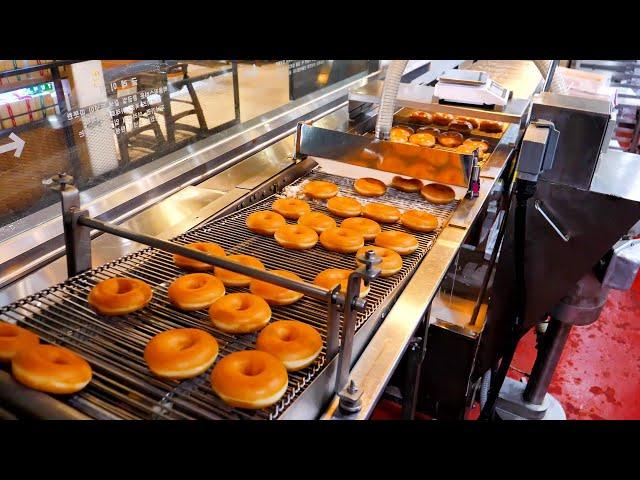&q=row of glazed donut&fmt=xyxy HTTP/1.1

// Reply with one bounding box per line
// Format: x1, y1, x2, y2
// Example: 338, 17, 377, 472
408, 111, 504, 133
